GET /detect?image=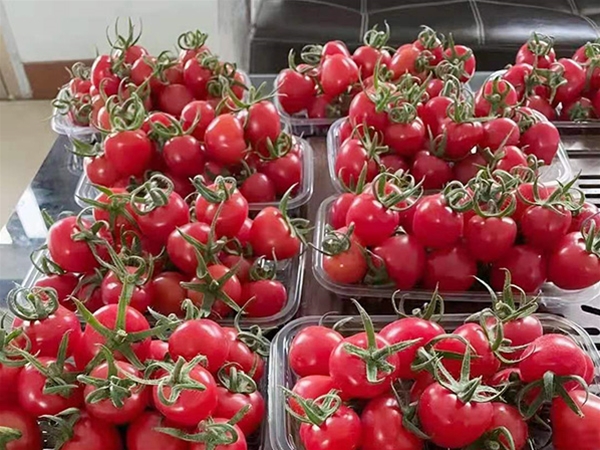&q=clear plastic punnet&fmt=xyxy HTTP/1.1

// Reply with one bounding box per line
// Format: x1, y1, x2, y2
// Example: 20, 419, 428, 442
327, 115, 574, 194
269, 313, 600, 450
74, 136, 314, 212
22, 245, 306, 330
312, 195, 600, 306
